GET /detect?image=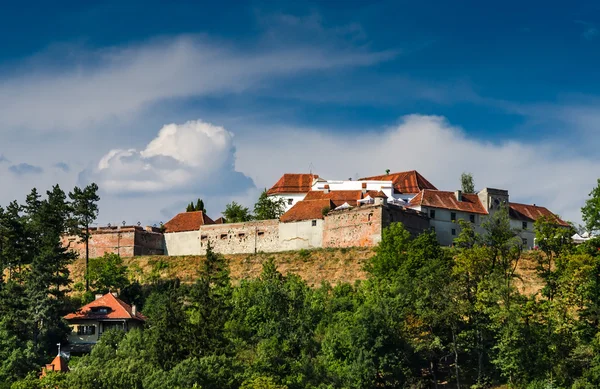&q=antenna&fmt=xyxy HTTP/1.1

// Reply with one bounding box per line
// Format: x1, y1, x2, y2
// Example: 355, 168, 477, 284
309, 162, 315, 175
